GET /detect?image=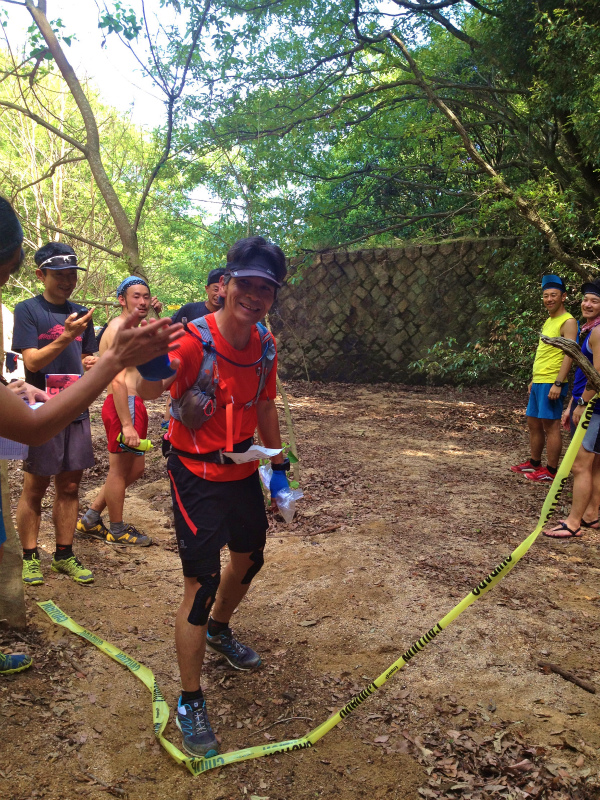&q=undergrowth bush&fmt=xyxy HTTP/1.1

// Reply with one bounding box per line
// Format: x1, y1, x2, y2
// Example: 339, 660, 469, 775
409, 238, 584, 388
